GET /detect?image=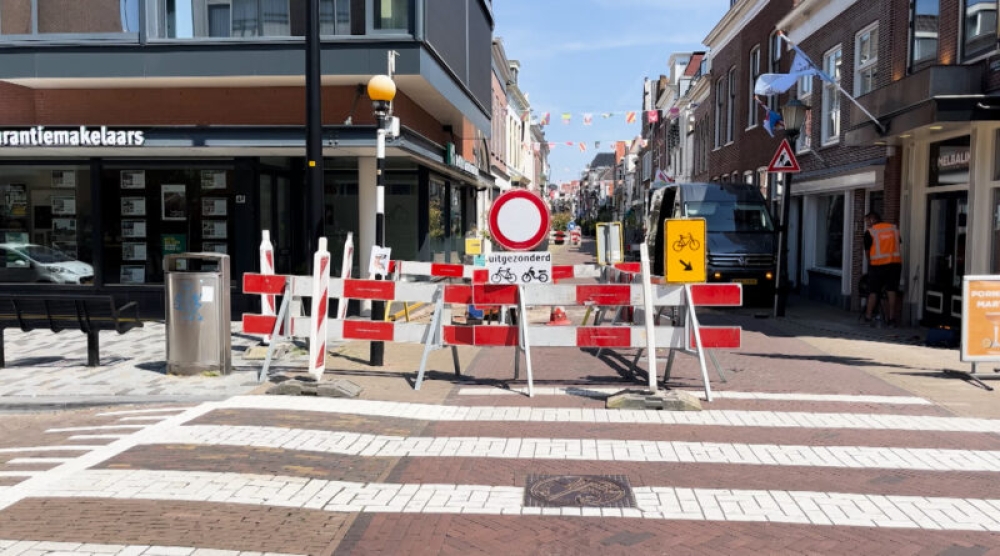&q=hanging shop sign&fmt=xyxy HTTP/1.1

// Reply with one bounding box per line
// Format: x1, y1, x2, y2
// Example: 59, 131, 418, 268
445, 142, 479, 176
0, 126, 145, 147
